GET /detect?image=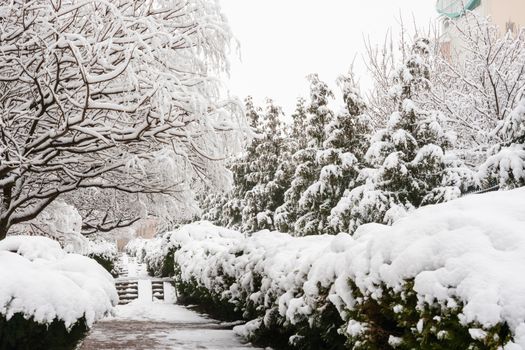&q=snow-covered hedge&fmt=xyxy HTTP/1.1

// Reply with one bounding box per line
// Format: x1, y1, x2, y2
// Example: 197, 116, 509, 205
172, 189, 525, 349
0, 236, 118, 349
86, 240, 119, 276
87, 240, 117, 262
